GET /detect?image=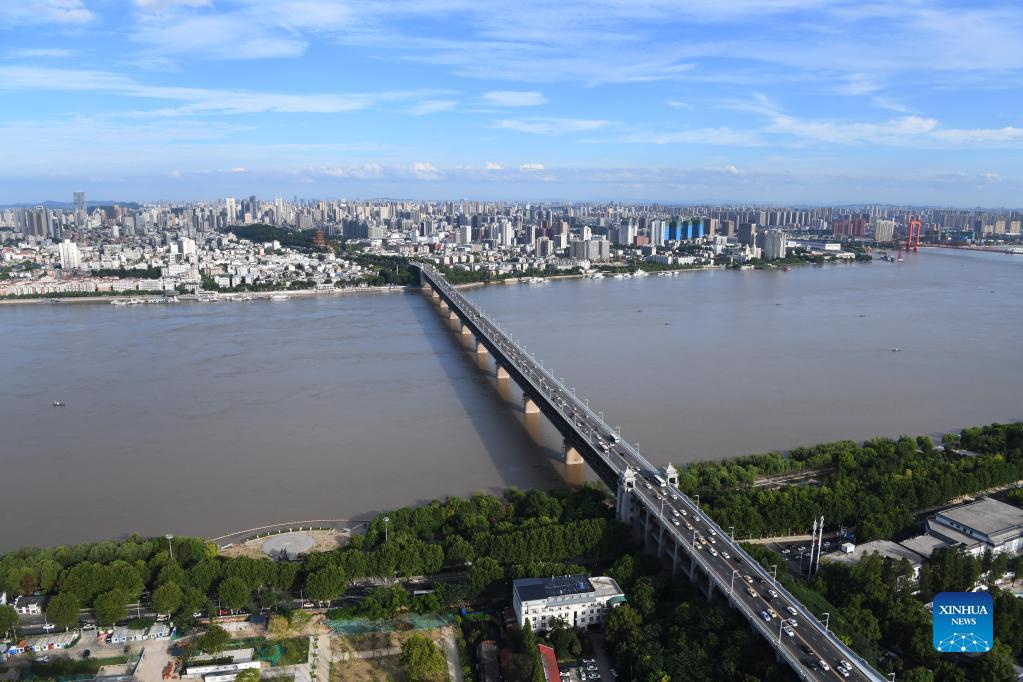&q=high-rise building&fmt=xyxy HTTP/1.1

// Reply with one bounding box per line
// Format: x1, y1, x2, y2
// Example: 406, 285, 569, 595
58, 239, 81, 269
761, 230, 787, 260
738, 222, 758, 247
872, 219, 895, 243
73, 191, 86, 223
